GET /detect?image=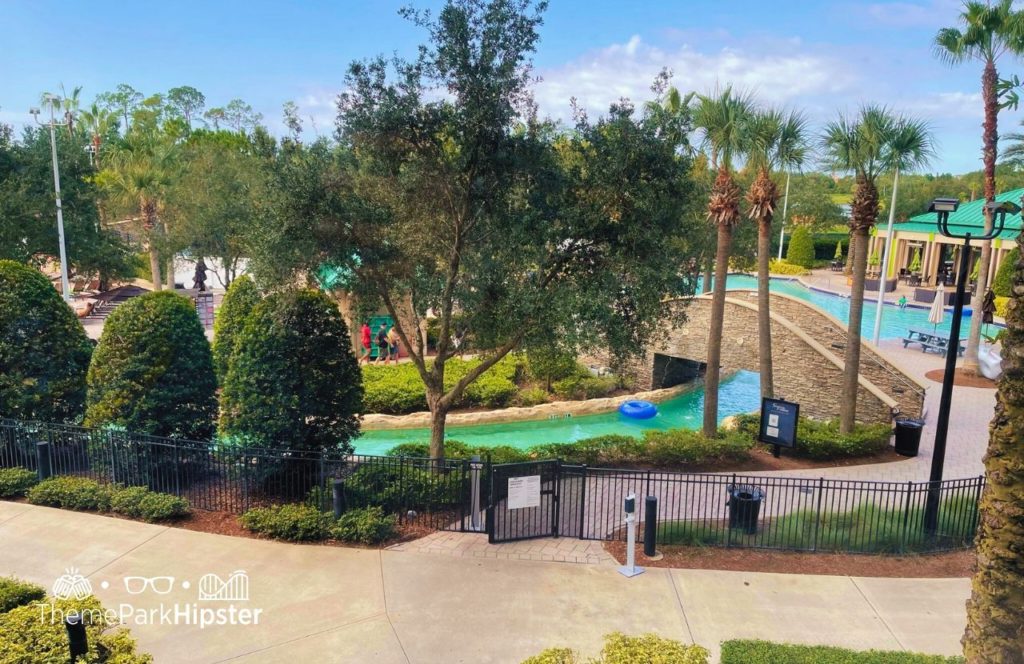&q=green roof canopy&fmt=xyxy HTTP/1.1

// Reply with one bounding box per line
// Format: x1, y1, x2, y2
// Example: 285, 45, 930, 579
888, 187, 1024, 239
